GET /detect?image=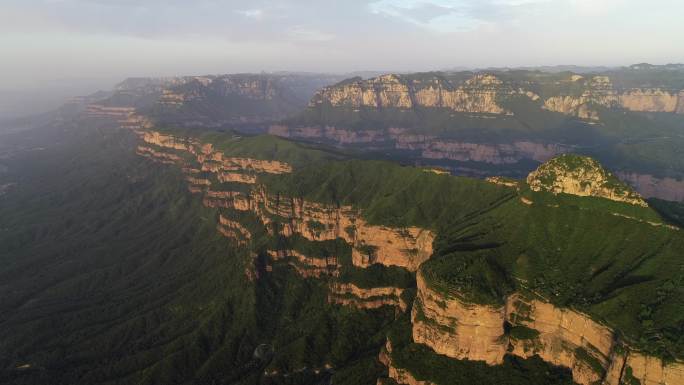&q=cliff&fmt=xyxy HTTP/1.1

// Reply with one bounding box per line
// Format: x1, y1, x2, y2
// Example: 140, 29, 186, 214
309, 73, 526, 114
542, 75, 684, 118
527, 154, 647, 206
134, 128, 431, 319
307, 72, 684, 123
133, 127, 684, 384
328, 282, 406, 310
412, 271, 684, 385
